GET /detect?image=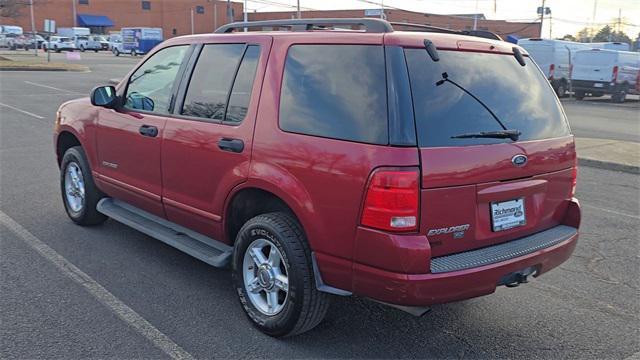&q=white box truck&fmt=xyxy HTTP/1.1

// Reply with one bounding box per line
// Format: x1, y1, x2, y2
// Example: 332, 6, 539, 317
571, 48, 640, 103
517, 38, 591, 97
58, 27, 101, 52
